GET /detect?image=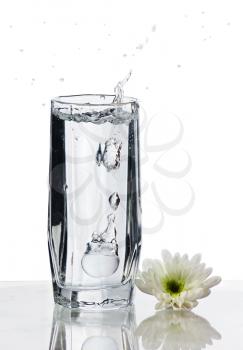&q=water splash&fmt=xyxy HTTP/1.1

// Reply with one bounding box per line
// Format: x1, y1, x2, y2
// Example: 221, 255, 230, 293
81, 189, 120, 278
100, 213, 117, 243
96, 138, 122, 171
81, 212, 119, 278
102, 138, 122, 171
113, 70, 132, 103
